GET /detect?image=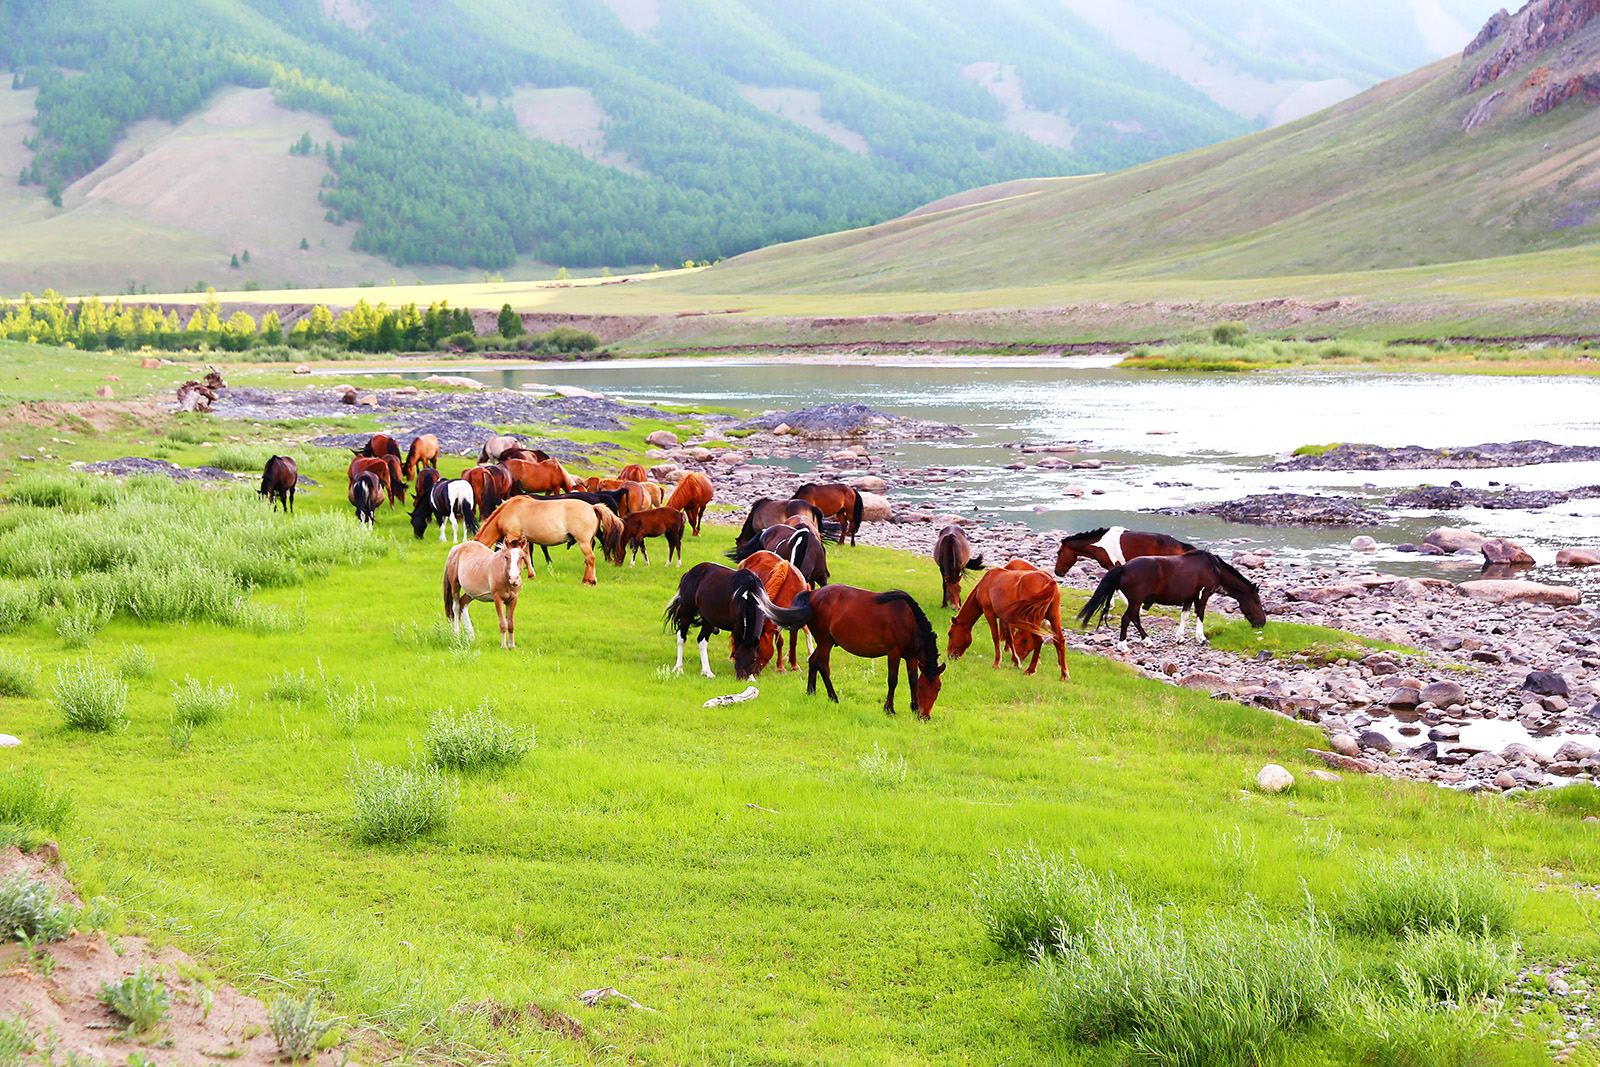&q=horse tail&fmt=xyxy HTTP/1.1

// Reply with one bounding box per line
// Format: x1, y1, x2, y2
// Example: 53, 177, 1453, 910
965, 554, 985, 572
811, 505, 843, 544
442, 551, 456, 620
1078, 566, 1125, 629
593, 504, 624, 562
751, 585, 813, 630
728, 535, 762, 563
850, 489, 864, 536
